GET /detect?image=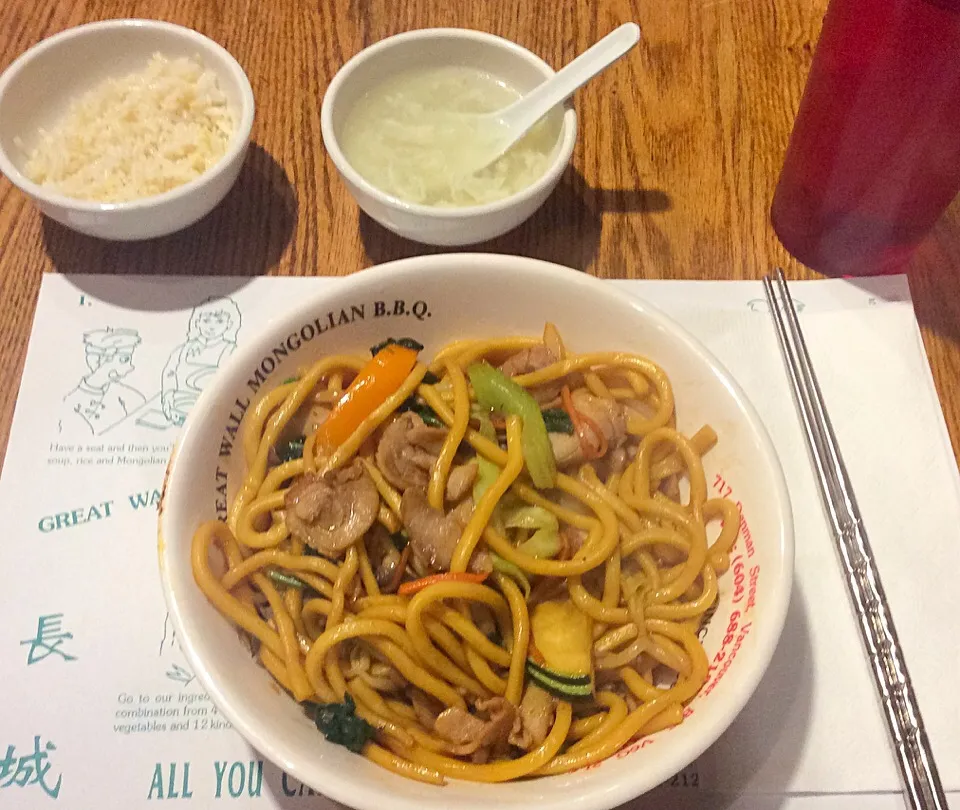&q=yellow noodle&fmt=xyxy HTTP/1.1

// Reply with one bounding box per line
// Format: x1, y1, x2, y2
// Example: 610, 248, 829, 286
221, 549, 339, 590
258, 458, 304, 498
258, 574, 312, 701
364, 744, 445, 786
377, 505, 401, 533
260, 646, 294, 693
284, 587, 306, 641
594, 623, 639, 655
620, 666, 662, 702
361, 458, 402, 516
192, 521, 284, 658
496, 573, 530, 706
579, 465, 643, 532
357, 603, 407, 624
649, 633, 692, 677
430, 606, 508, 661
428, 361, 470, 510
326, 547, 359, 631
235, 490, 288, 549
423, 618, 469, 669
567, 691, 629, 753
356, 539, 381, 597
450, 415, 525, 572
302, 430, 319, 473
431, 336, 541, 372
243, 381, 298, 467
641, 703, 683, 734
650, 425, 718, 483
465, 647, 507, 695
